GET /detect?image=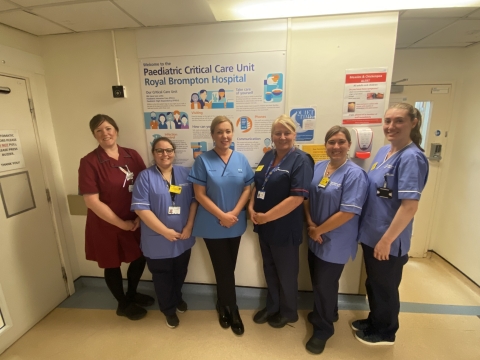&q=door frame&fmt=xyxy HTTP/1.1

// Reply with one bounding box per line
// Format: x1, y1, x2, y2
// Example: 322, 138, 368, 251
0, 70, 75, 295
